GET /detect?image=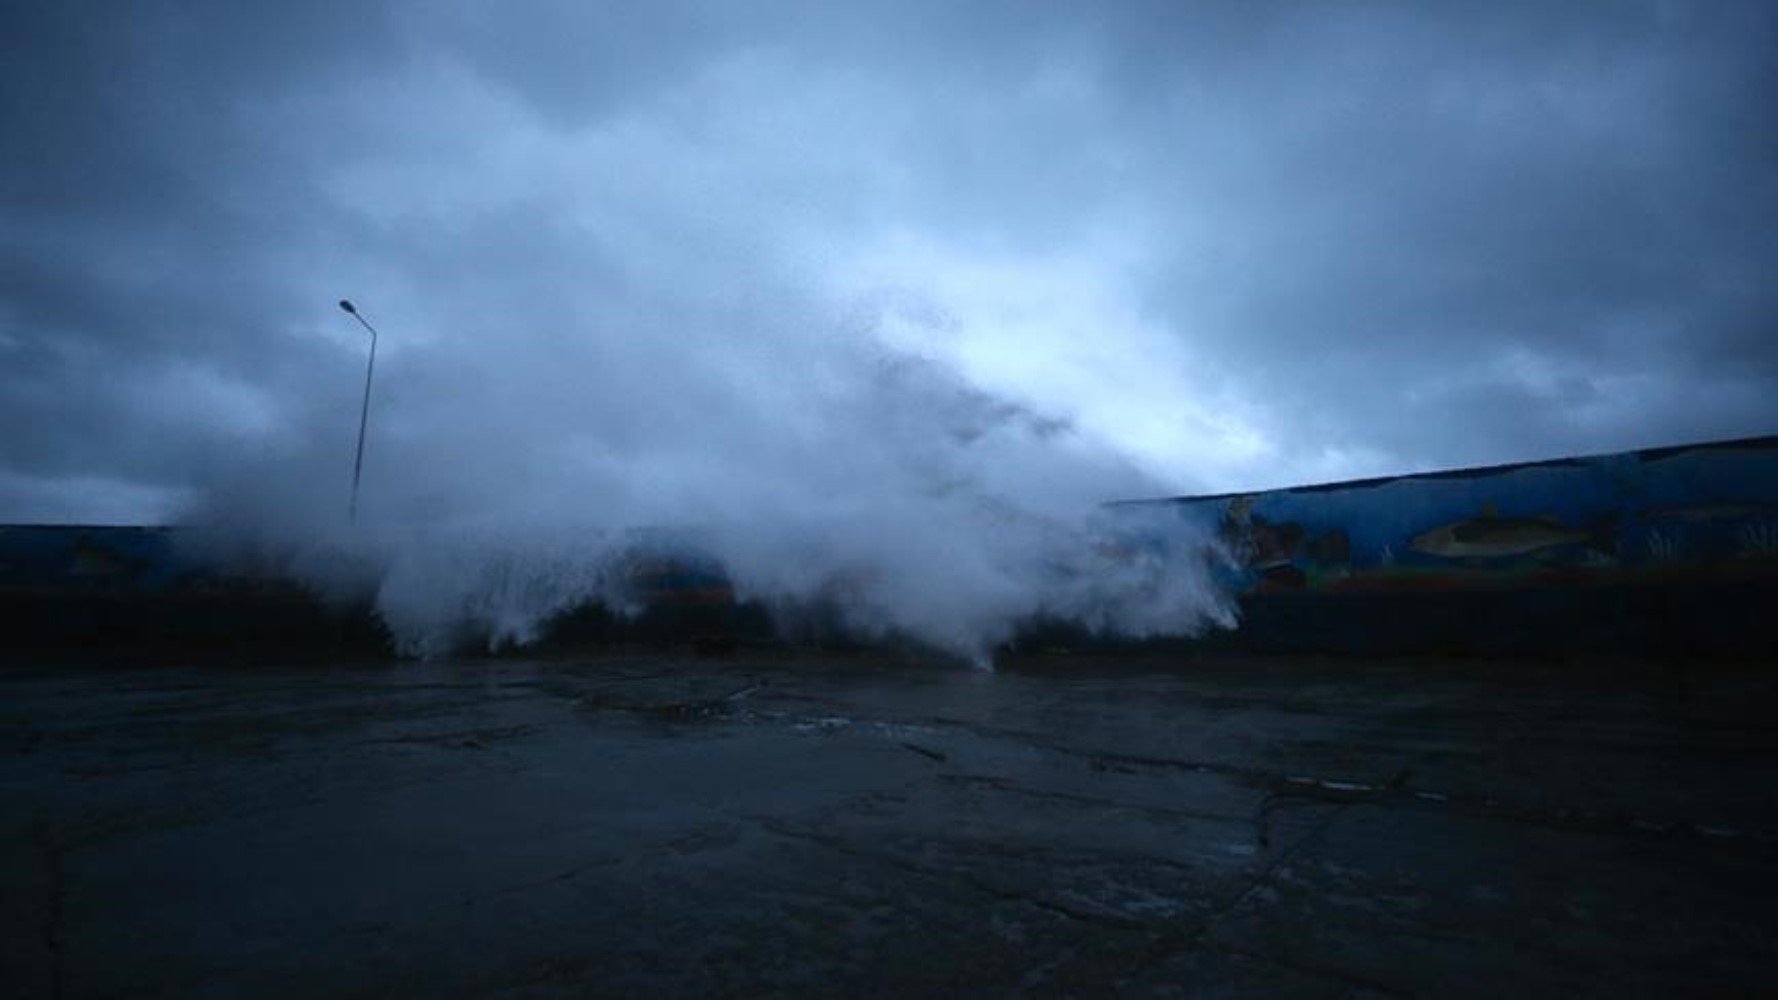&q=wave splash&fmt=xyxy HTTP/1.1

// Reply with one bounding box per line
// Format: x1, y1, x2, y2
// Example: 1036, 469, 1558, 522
186, 310, 1235, 665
